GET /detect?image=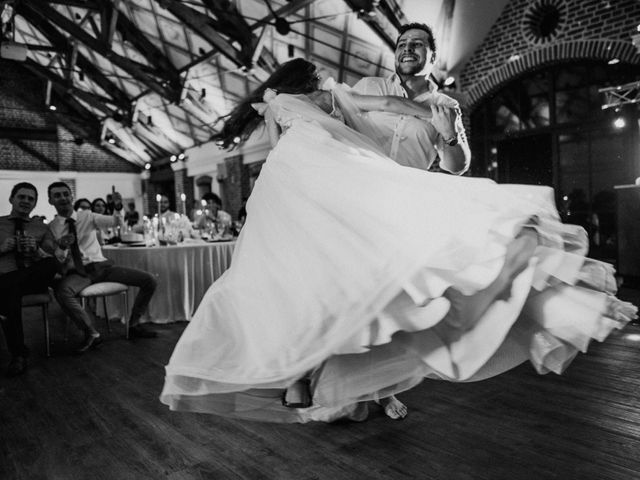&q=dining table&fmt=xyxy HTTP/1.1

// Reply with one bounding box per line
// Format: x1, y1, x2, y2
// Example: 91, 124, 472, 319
102, 239, 236, 323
